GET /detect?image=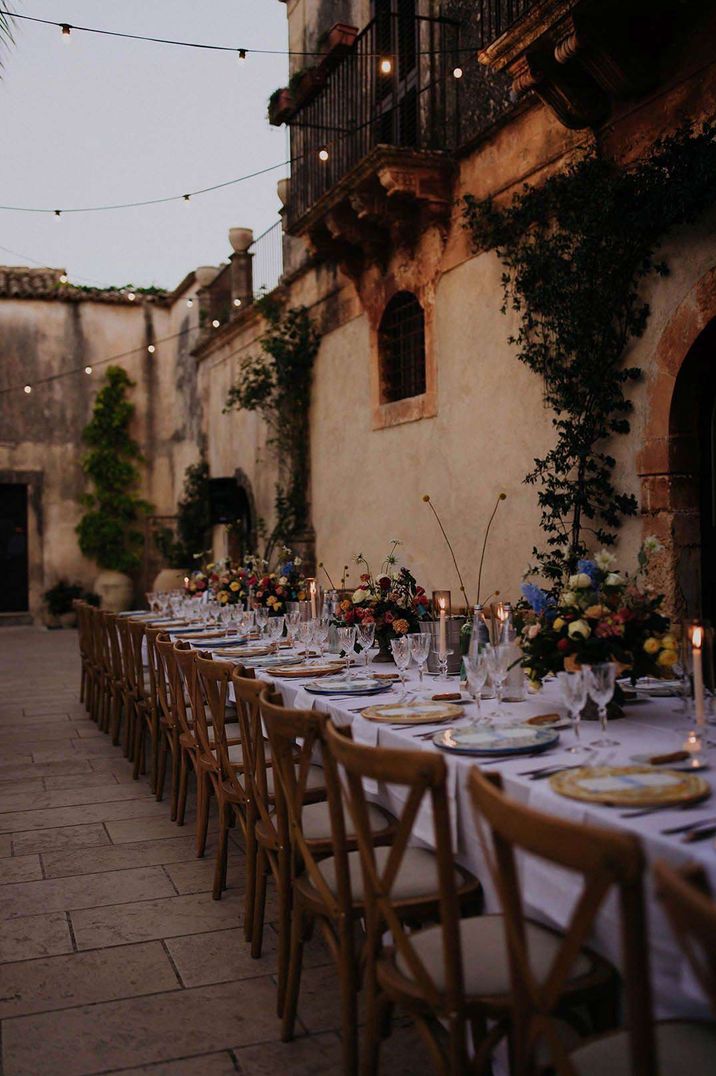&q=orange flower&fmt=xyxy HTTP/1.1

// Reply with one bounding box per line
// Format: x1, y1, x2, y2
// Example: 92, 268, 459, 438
393, 618, 409, 634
